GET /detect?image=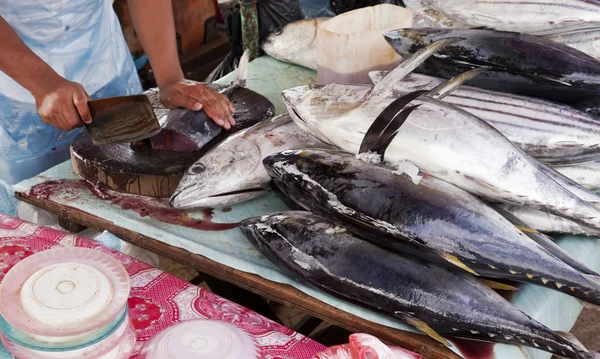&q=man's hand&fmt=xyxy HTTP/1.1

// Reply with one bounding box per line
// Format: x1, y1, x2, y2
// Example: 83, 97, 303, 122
33, 79, 92, 131
159, 79, 236, 130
